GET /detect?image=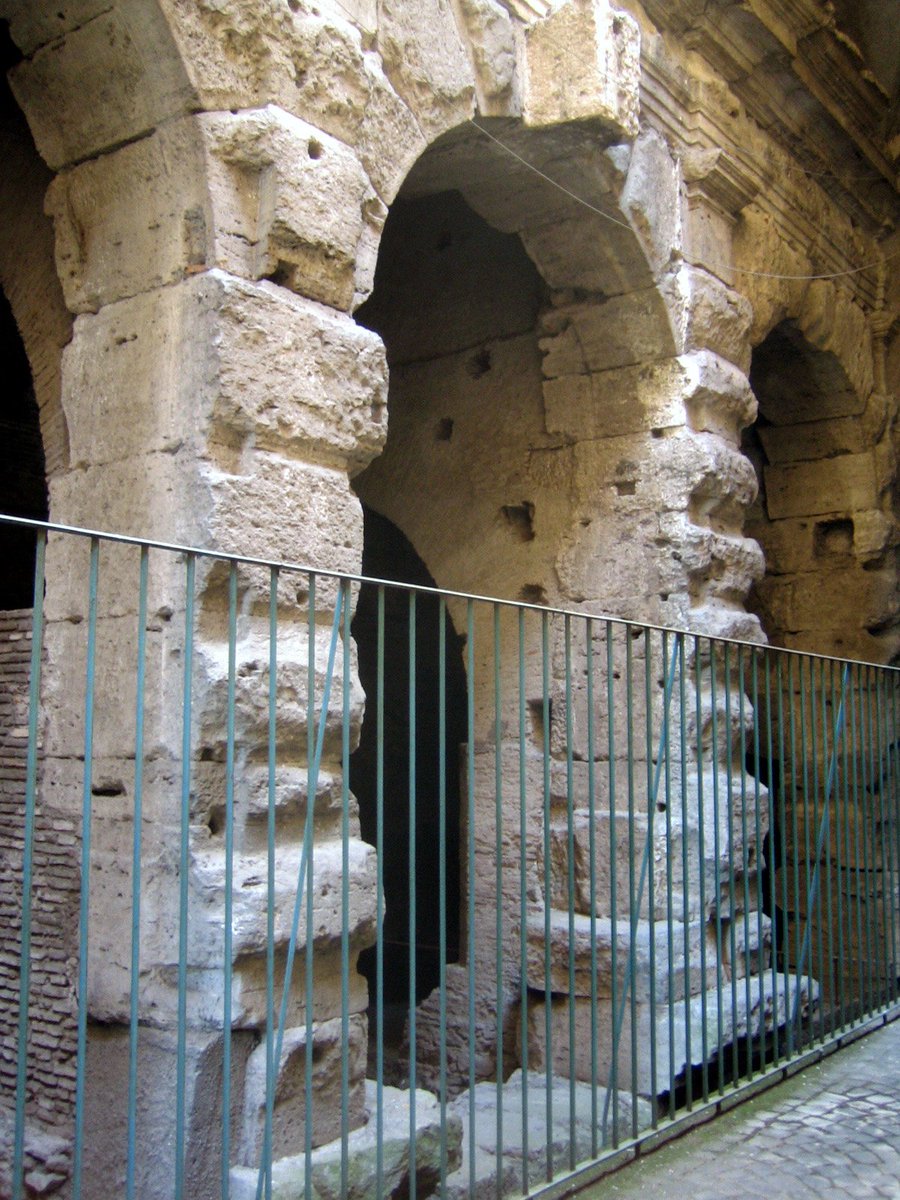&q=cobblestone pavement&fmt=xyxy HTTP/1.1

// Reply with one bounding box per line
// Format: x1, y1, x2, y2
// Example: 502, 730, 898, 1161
585, 1018, 900, 1200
